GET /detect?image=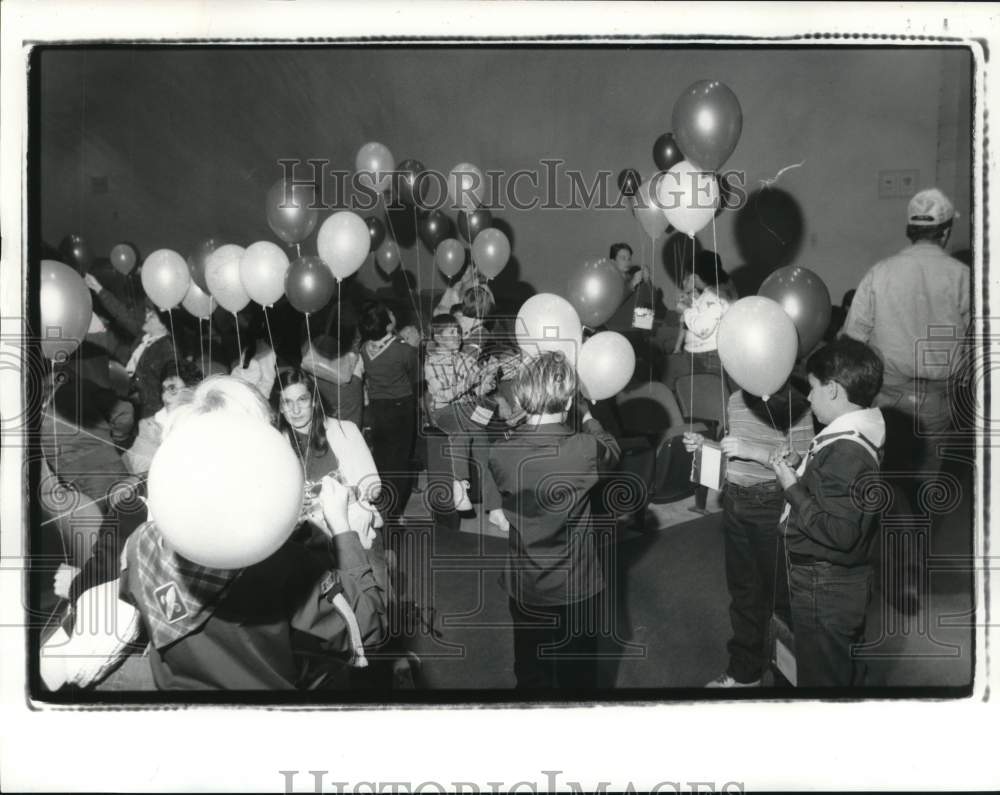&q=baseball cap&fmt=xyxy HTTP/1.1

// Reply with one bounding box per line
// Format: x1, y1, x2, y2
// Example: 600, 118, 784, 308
907, 188, 957, 226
